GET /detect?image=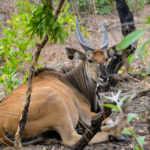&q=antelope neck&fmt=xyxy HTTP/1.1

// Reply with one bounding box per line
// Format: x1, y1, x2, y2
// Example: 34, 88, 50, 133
64, 62, 97, 112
